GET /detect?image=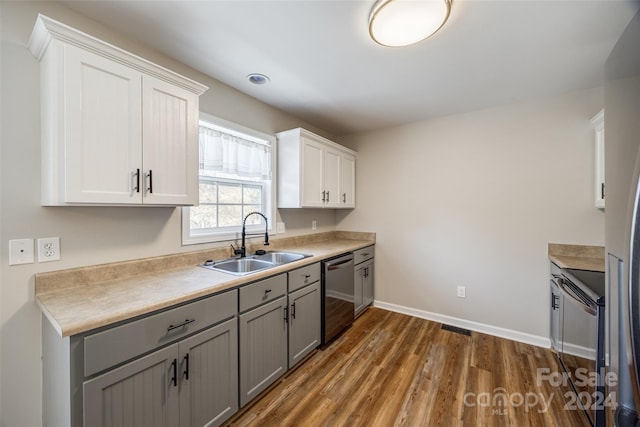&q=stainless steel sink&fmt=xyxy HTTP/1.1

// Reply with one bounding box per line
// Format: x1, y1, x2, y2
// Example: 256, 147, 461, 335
251, 251, 306, 264
200, 251, 310, 276
203, 258, 275, 276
